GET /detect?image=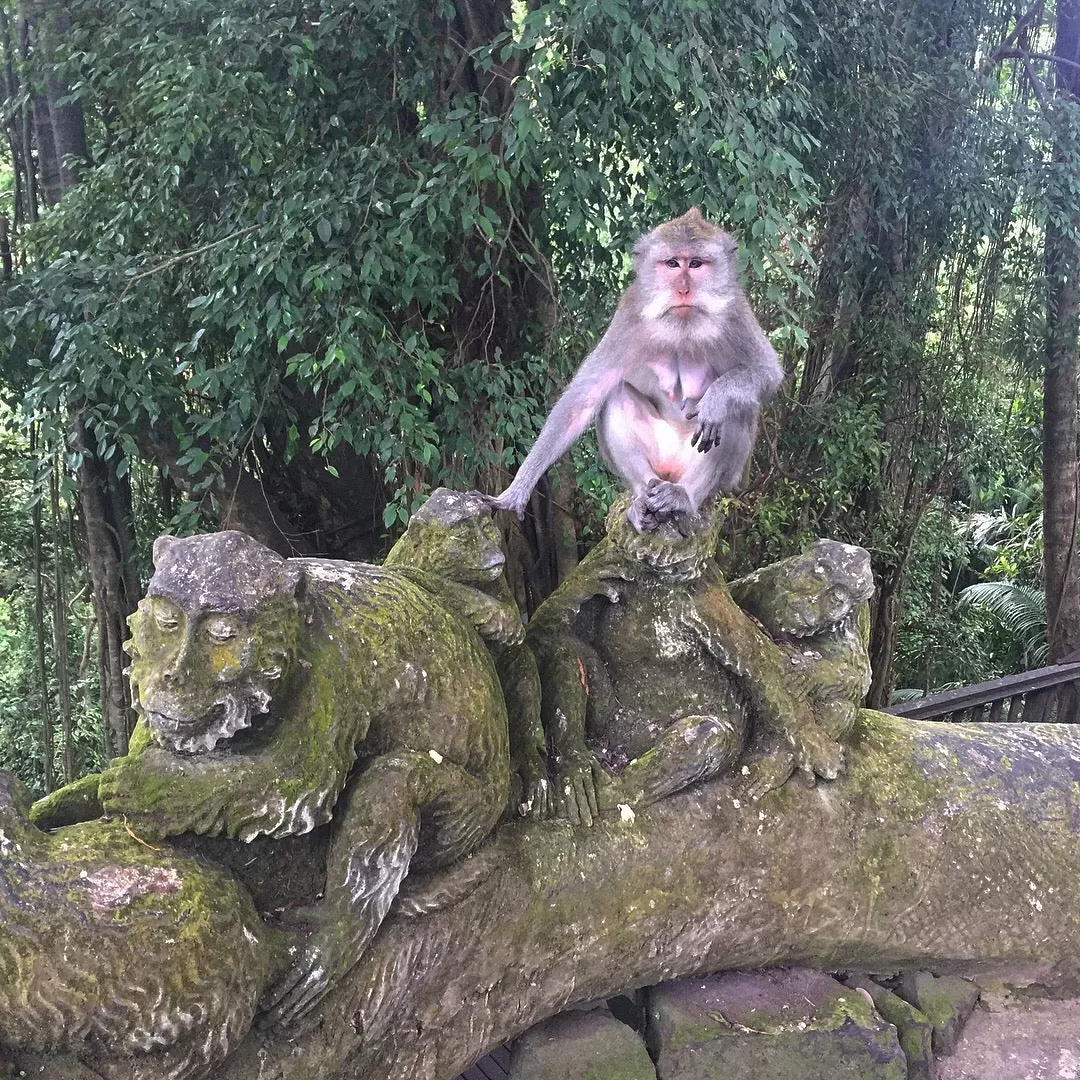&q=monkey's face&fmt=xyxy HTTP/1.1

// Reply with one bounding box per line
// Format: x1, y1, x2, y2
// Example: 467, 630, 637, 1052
126, 596, 296, 753
633, 216, 738, 332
